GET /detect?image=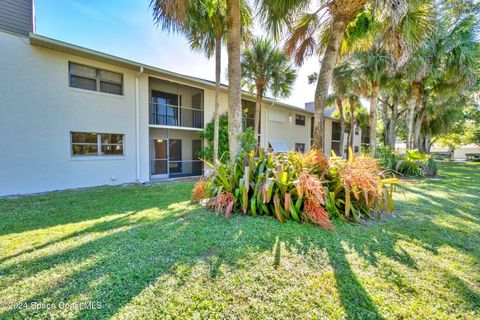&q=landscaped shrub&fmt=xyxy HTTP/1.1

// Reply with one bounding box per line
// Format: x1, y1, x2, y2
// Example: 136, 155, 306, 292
377, 146, 438, 177
198, 112, 257, 162
396, 150, 438, 177
192, 148, 399, 229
